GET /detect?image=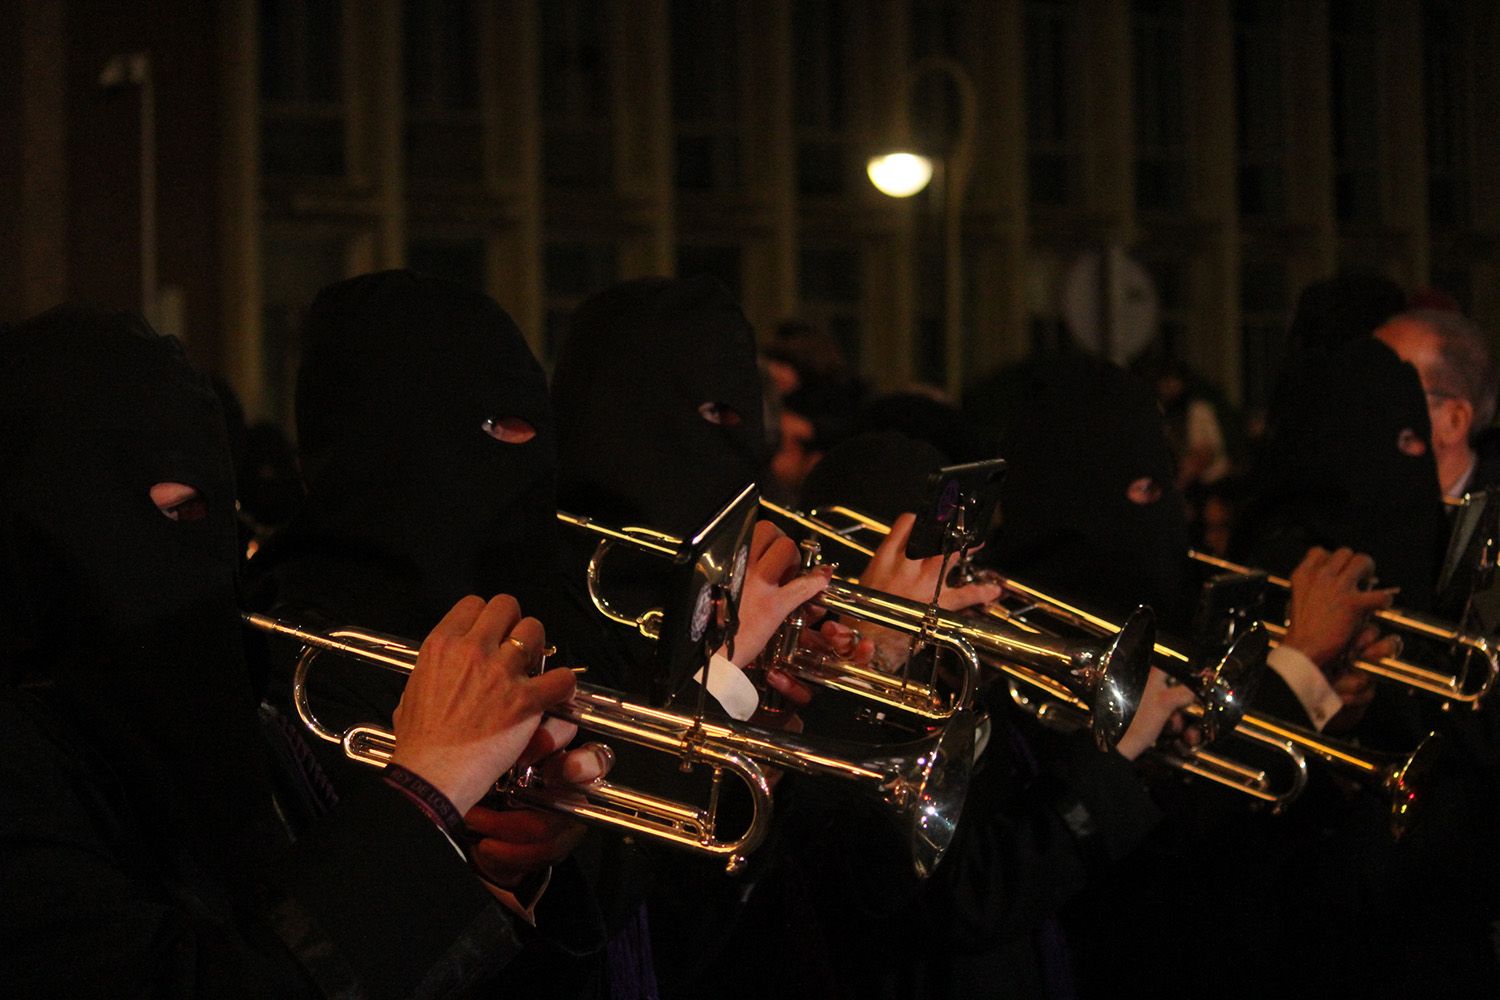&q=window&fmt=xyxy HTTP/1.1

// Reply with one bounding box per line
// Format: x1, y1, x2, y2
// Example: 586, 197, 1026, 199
671, 0, 743, 192
1329, 0, 1381, 225
677, 244, 744, 300
793, 0, 853, 198
914, 248, 947, 387
1025, 0, 1080, 208
1423, 0, 1471, 230
908, 0, 966, 158
798, 243, 863, 368
259, 0, 346, 178
540, 0, 614, 190
1233, 0, 1287, 221
1132, 0, 1189, 214
1138, 249, 1191, 359
1239, 257, 1289, 411
260, 232, 356, 424
404, 0, 484, 183
408, 236, 486, 292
